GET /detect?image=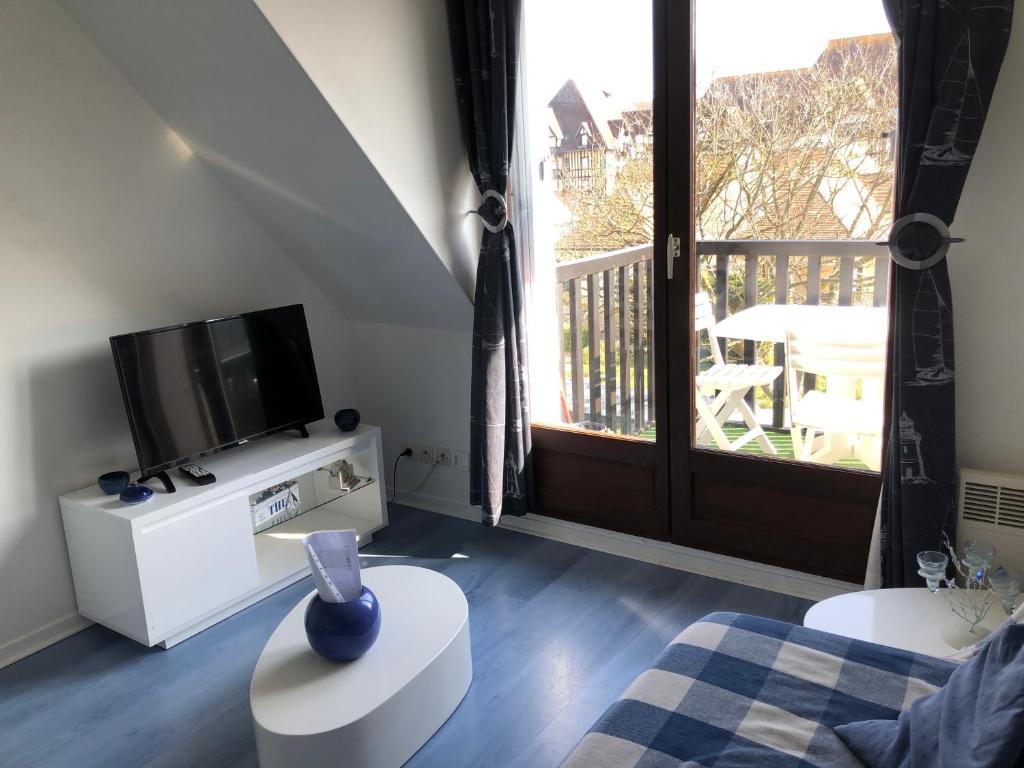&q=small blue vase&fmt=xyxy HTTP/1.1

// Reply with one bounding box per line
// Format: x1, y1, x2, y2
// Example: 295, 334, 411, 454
334, 408, 361, 432
98, 471, 130, 496
304, 587, 381, 662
